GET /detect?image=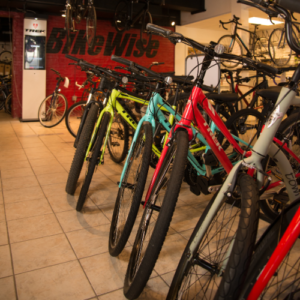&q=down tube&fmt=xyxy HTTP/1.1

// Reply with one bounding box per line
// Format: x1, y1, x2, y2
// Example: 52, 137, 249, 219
193, 108, 233, 174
